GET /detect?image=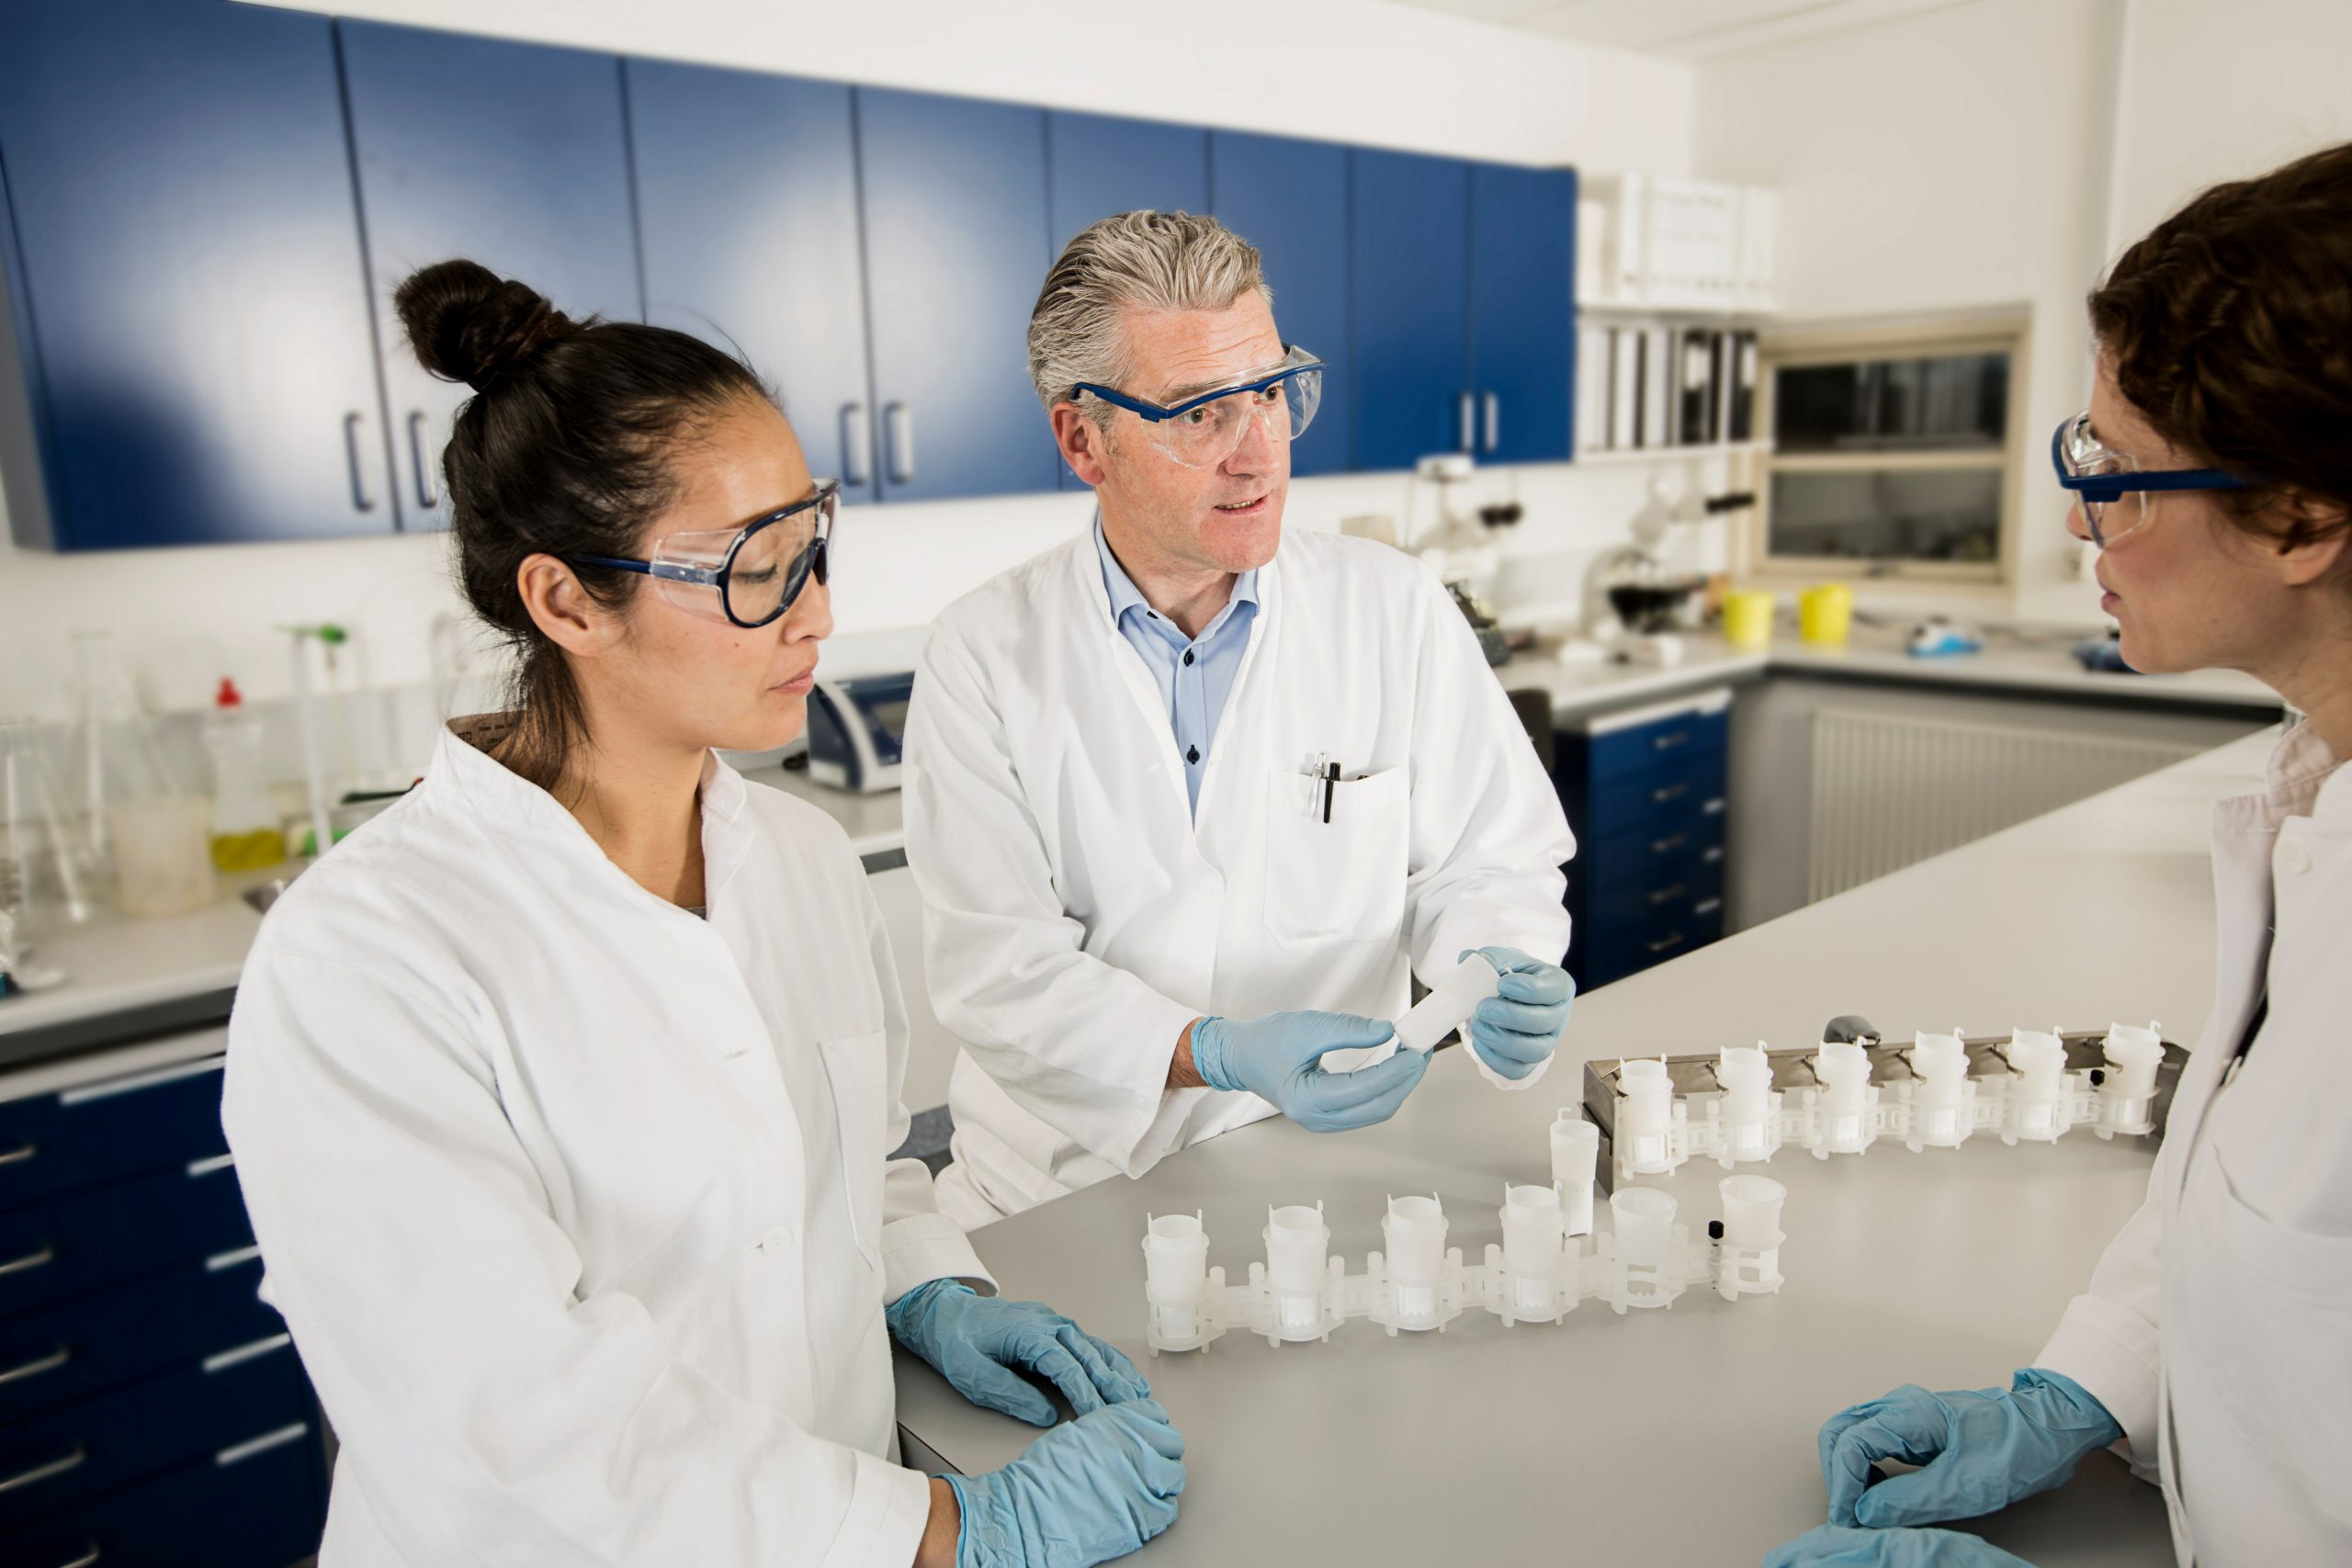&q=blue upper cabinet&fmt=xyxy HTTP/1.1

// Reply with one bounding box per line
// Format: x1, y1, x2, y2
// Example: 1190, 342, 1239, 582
1046, 112, 1209, 490
856, 88, 1059, 502
1471, 164, 1577, 465
1349, 150, 1472, 472
1209, 132, 1351, 480
0, 0, 390, 549
626, 62, 879, 505
339, 23, 641, 532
